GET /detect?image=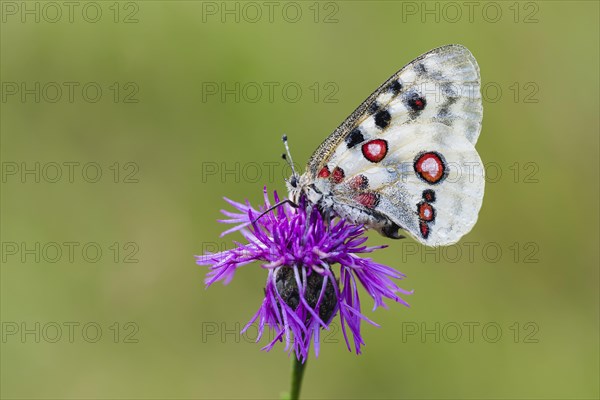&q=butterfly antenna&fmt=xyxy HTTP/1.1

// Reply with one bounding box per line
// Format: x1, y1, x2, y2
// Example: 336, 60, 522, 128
281, 134, 297, 178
